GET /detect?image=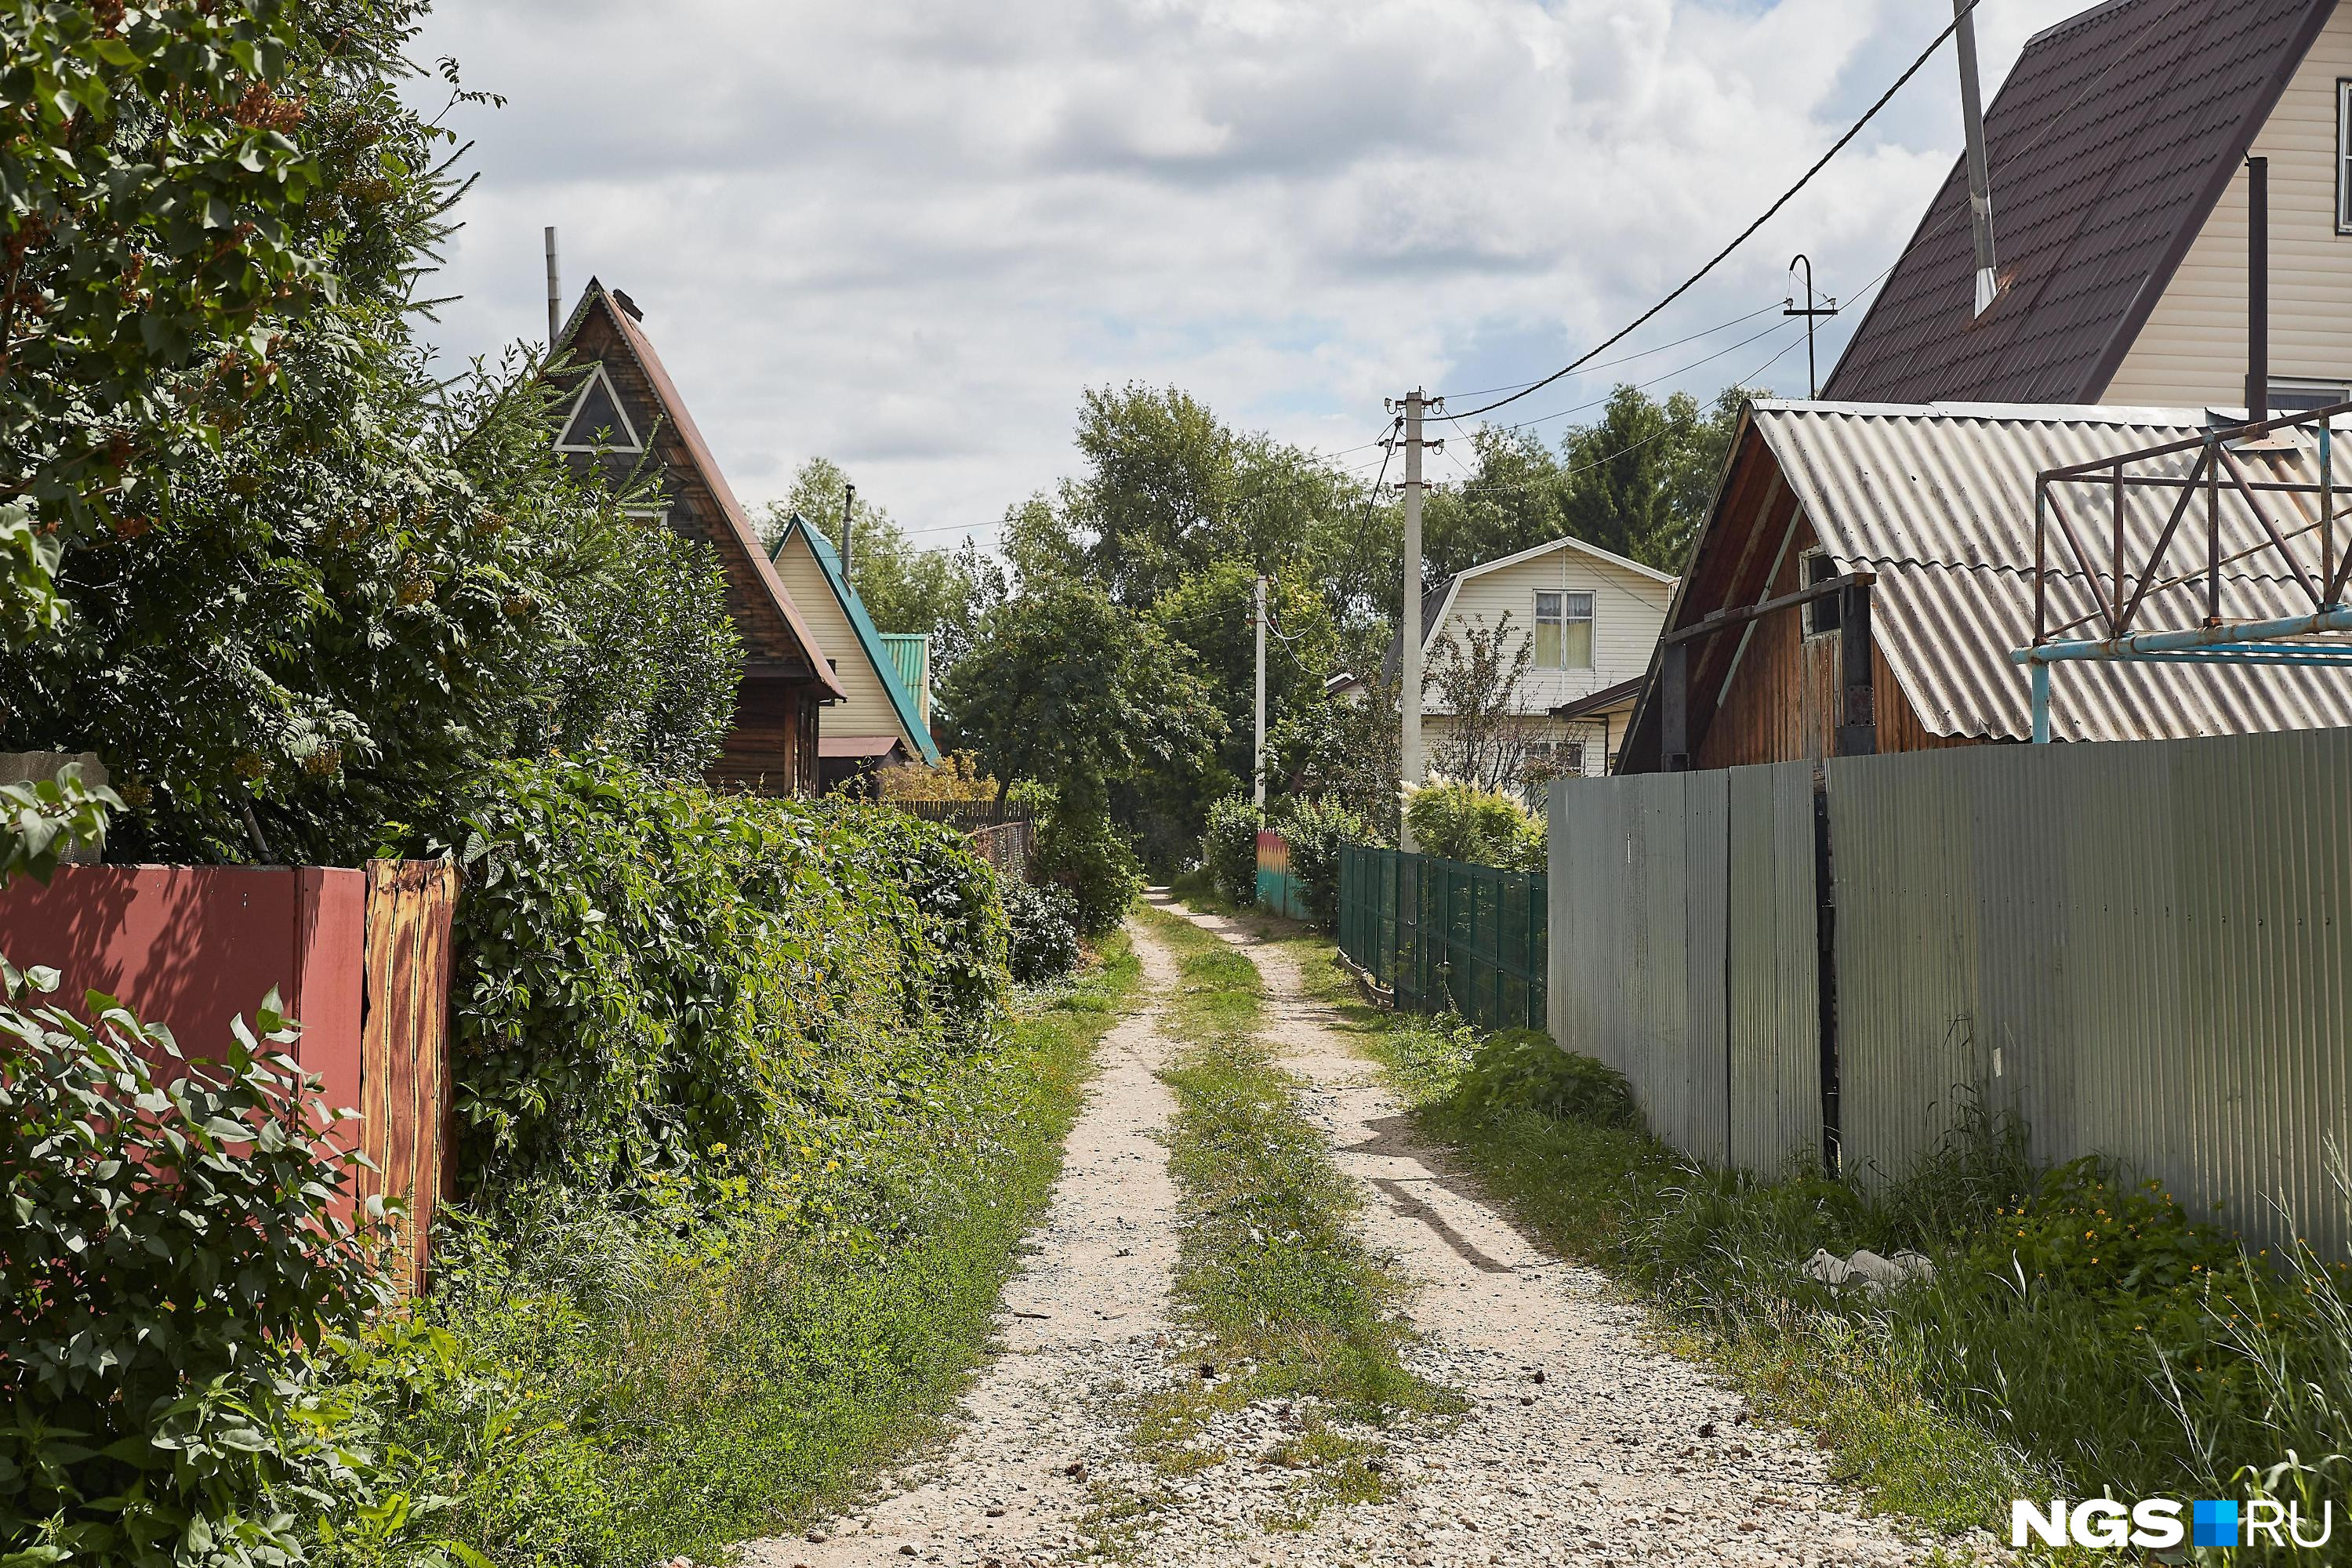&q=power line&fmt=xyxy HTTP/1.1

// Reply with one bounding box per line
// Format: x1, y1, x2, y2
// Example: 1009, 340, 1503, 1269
1443, 0, 1984, 422
1432, 299, 1788, 406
